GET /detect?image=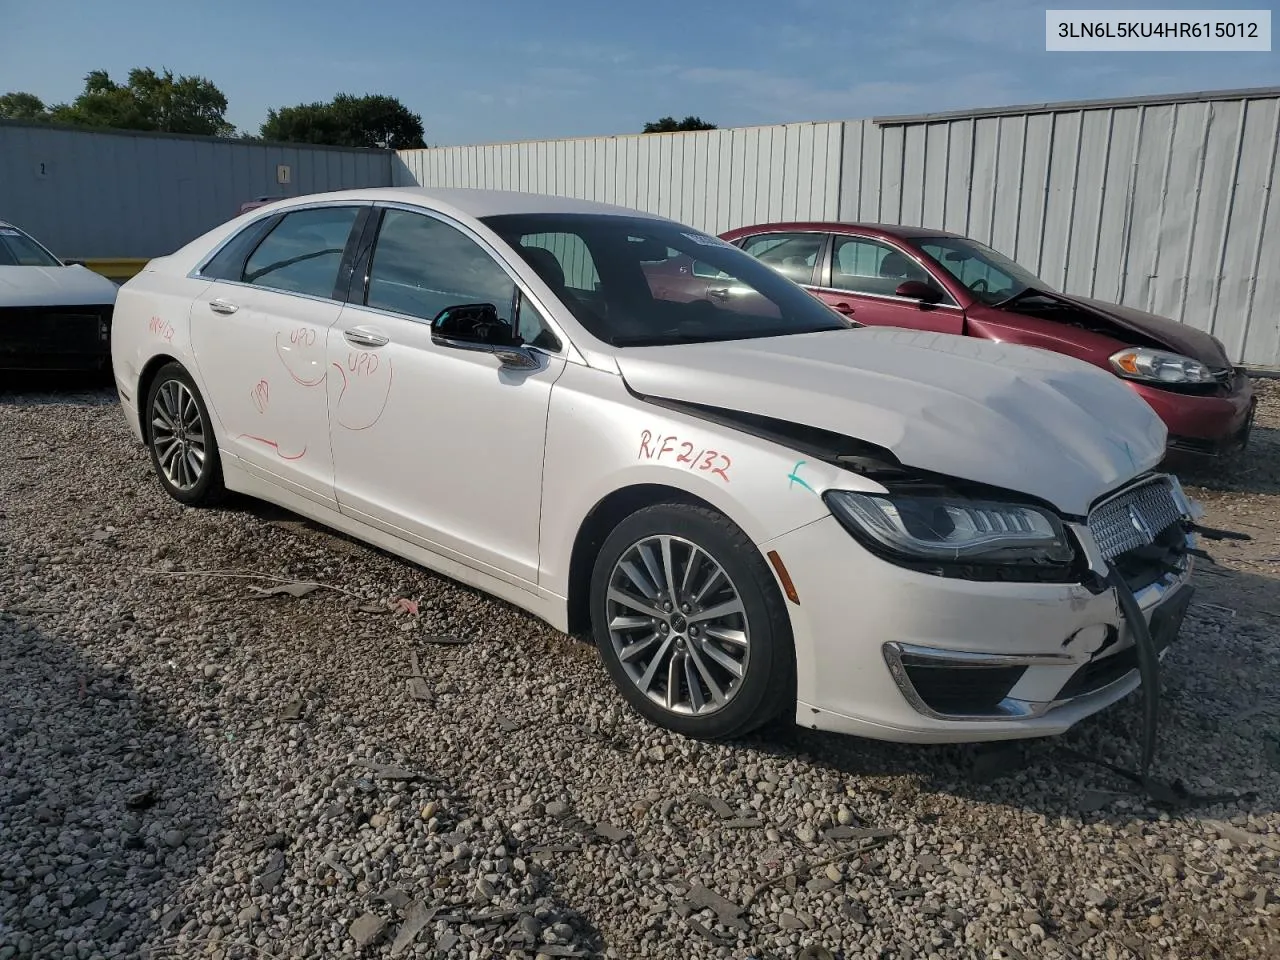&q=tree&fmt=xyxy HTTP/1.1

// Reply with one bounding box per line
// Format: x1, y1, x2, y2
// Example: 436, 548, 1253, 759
261, 94, 425, 149
6, 68, 236, 136
0, 92, 49, 121
643, 115, 717, 133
